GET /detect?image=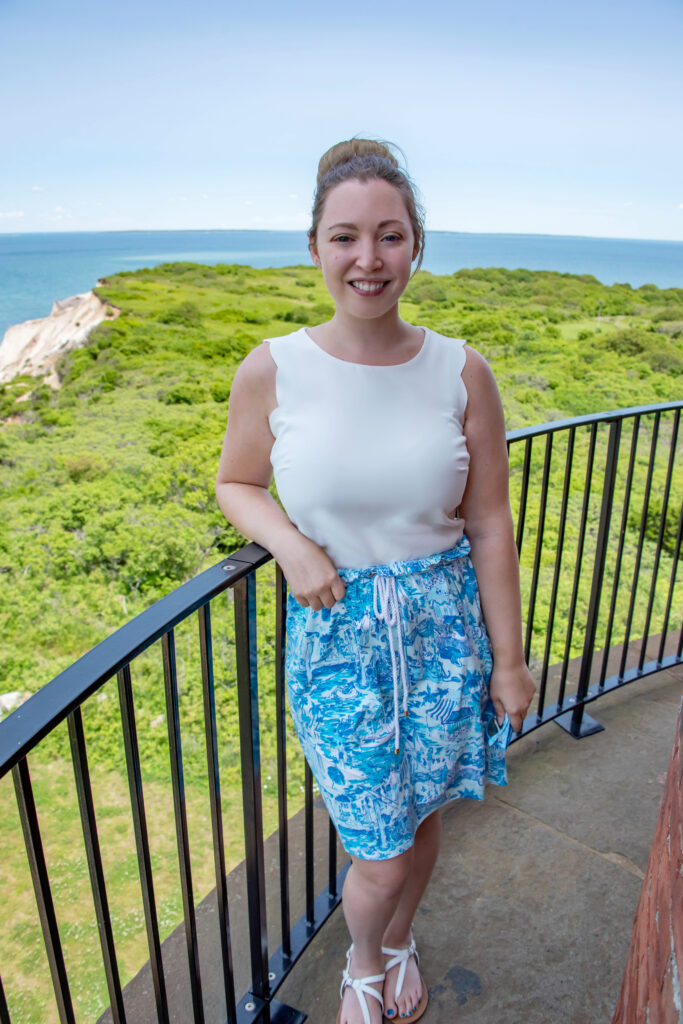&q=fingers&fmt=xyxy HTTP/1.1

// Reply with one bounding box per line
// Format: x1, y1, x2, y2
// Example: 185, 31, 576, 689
492, 698, 506, 726
509, 713, 524, 734
293, 576, 346, 610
